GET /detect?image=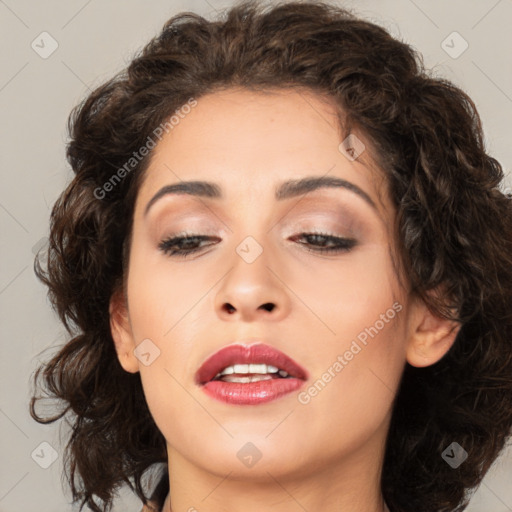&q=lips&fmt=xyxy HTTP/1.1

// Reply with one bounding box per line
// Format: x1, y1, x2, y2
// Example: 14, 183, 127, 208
195, 343, 308, 384
195, 343, 308, 405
